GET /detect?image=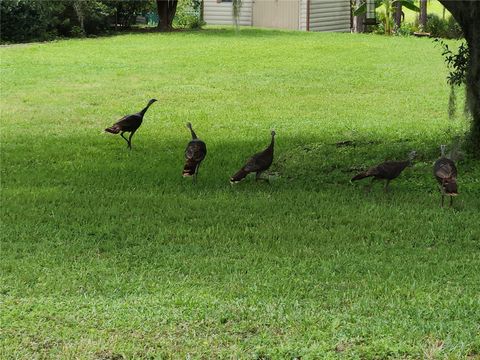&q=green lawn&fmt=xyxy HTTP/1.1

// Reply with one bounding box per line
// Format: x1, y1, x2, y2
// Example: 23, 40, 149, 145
1, 28, 479, 359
